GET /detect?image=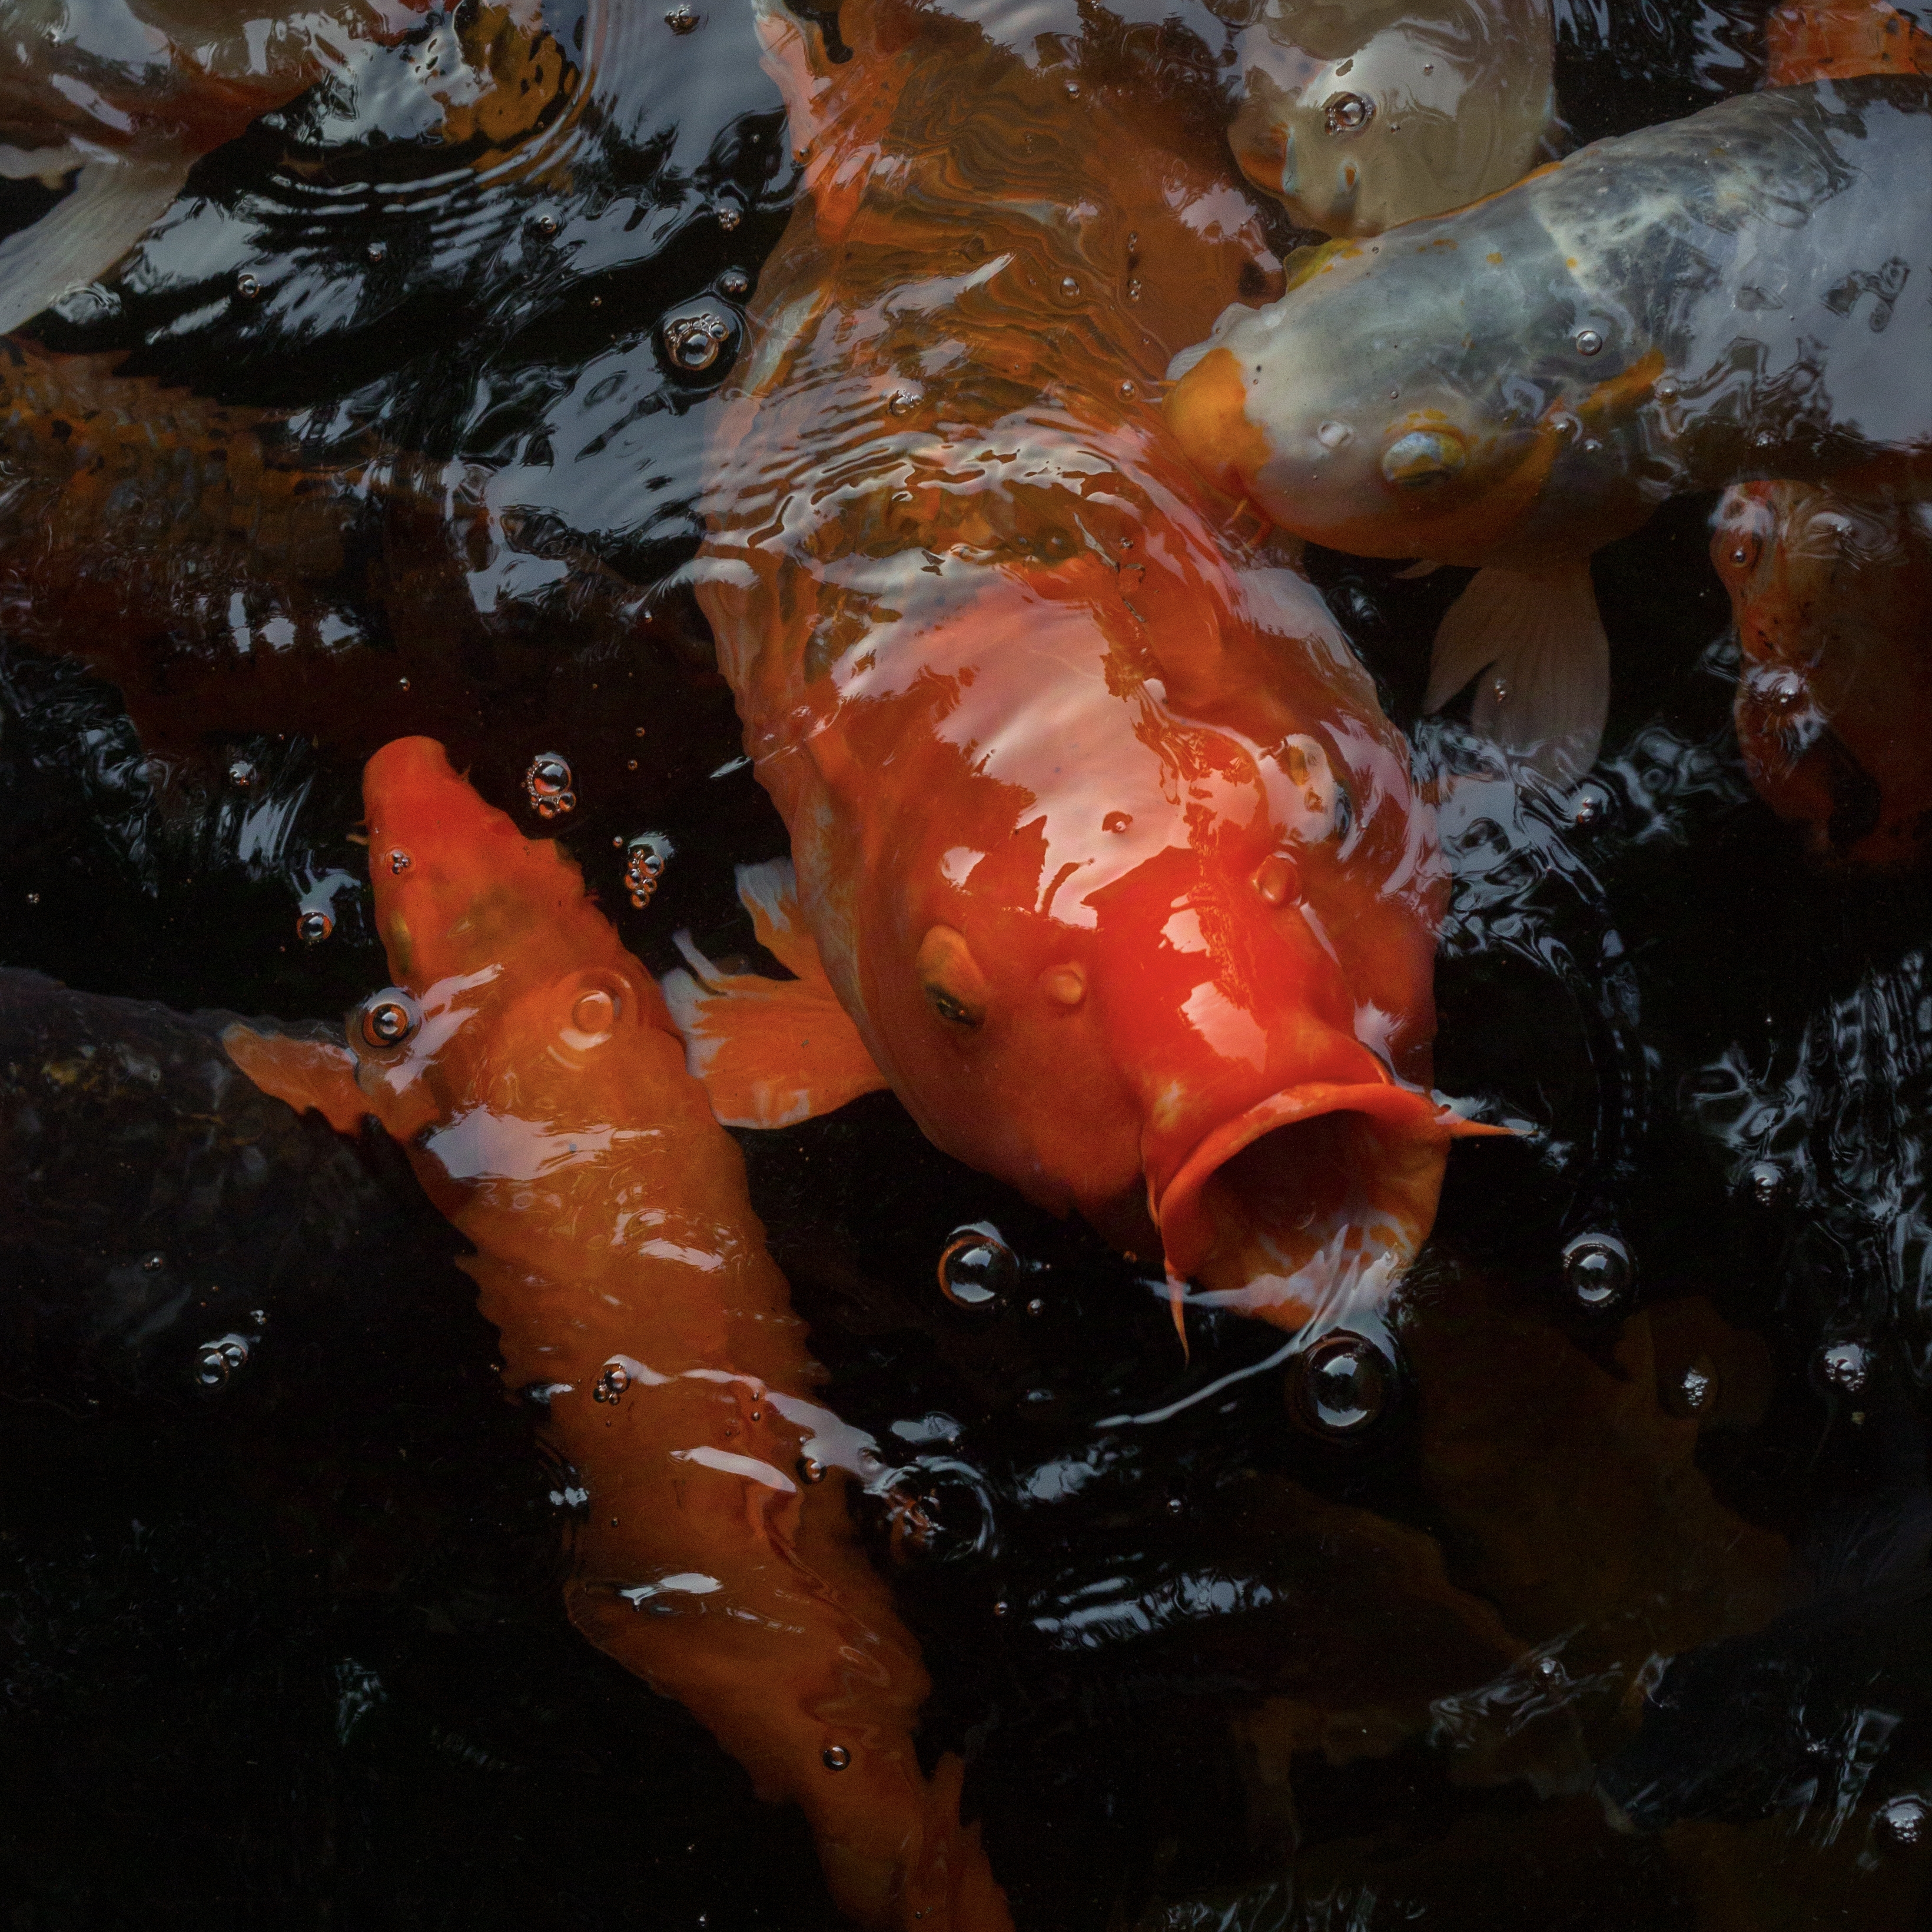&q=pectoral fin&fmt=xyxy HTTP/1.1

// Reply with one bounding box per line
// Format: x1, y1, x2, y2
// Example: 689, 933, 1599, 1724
661, 859, 888, 1131
1426, 561, 1611, 781
0, 153, 189, 336
222, 1024, 366, 1136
